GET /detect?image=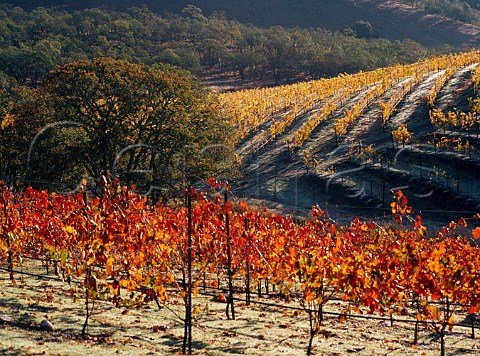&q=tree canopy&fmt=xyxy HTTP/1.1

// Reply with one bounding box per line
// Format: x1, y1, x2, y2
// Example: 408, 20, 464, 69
0, 4, 436, 87
1, 58, 236, 195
